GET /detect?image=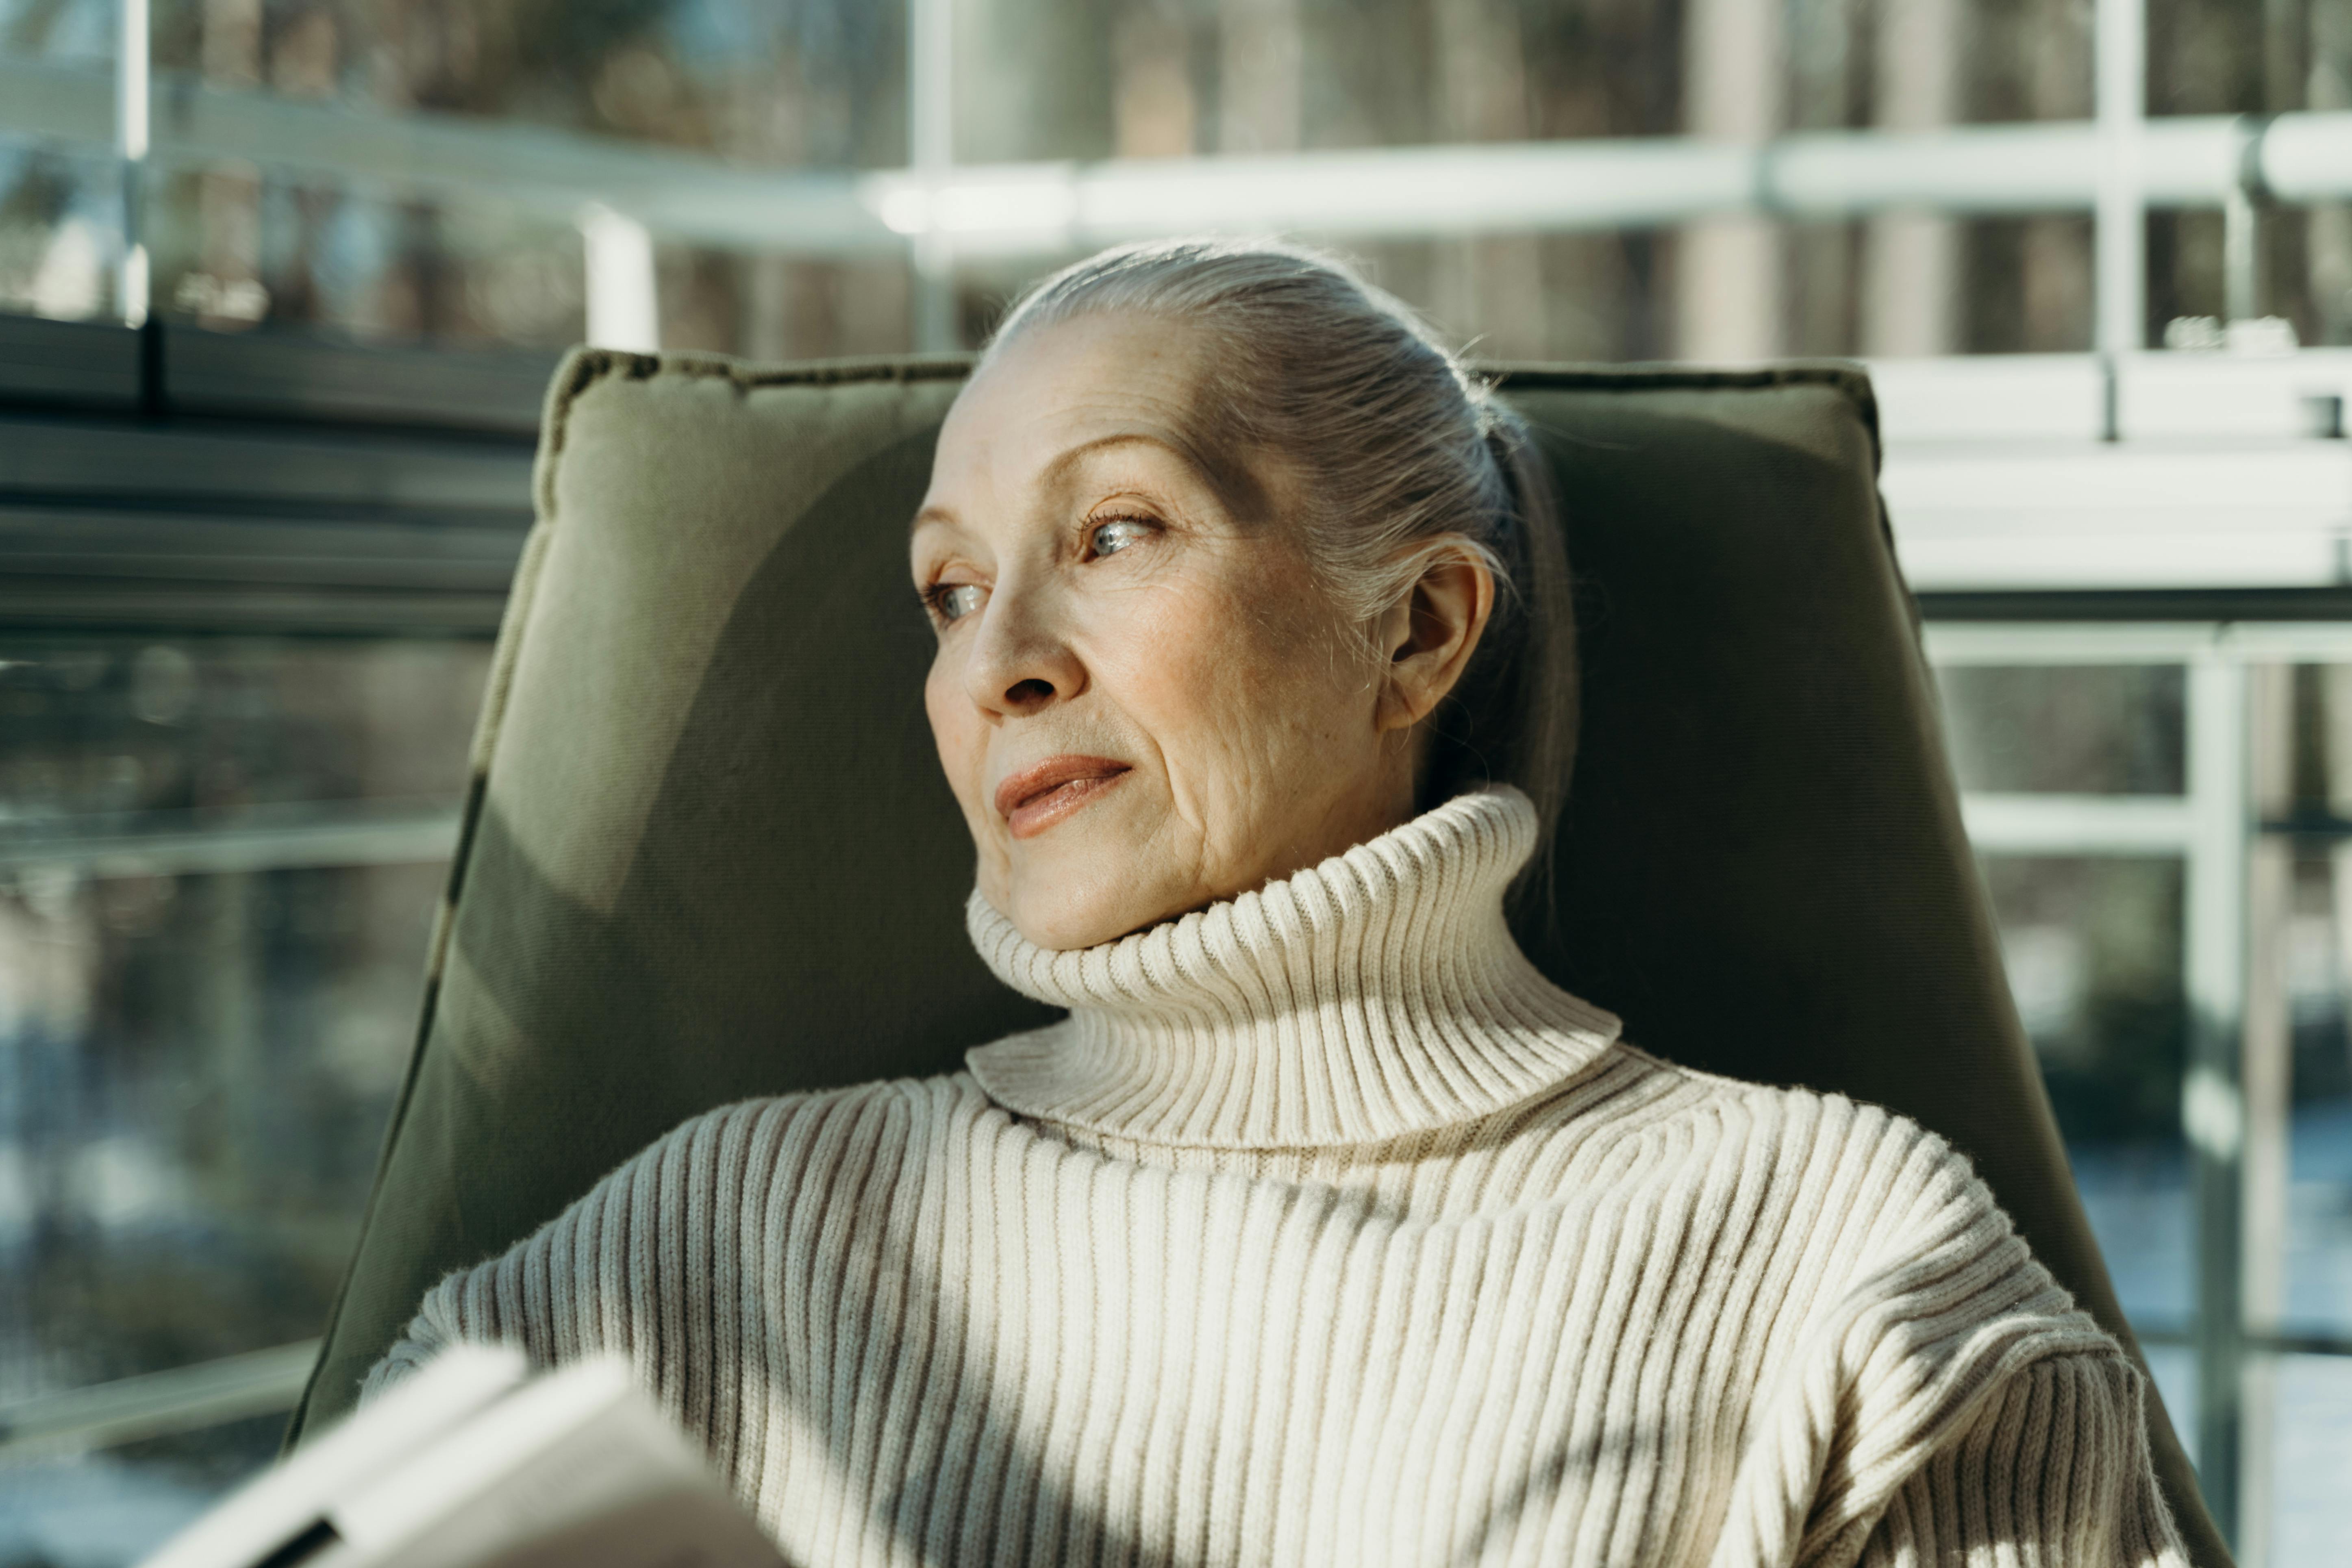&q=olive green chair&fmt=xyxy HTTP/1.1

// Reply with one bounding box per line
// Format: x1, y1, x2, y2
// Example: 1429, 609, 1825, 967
287, 348, 2230, 1566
